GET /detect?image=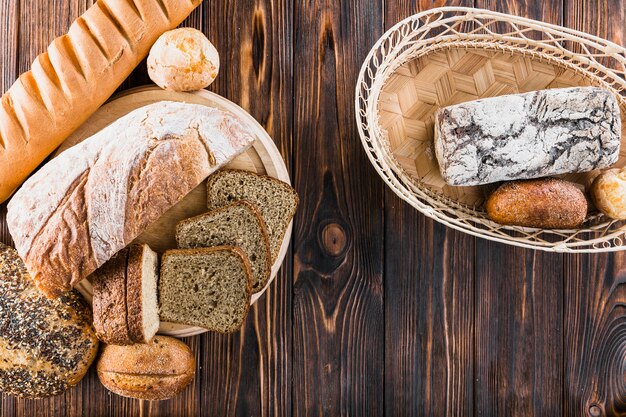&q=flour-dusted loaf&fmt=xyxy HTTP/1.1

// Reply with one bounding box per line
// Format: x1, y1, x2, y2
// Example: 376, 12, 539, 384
0, 244, 99, 399
434, 87, 621, 186
0, 0, 202, 203
7, 101, 255, 297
